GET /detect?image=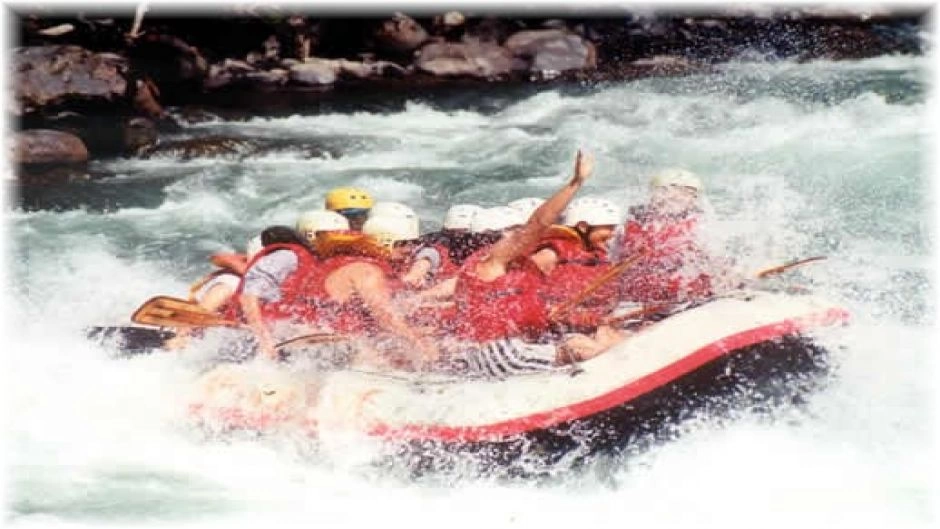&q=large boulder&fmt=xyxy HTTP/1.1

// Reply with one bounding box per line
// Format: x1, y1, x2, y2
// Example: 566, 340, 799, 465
504, 29, 597, 75
415, 41, 513, 78
374, 13, 429, 54
288, 60, 338, 85
12, 45, 128, 115
13, 129, 89, 165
